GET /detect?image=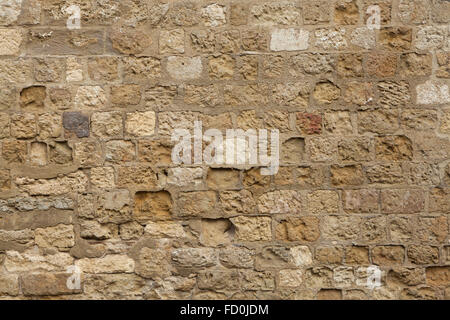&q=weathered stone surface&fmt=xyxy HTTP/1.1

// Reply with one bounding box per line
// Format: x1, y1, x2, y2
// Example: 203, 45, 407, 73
415, 26, 446, 50
39, 113, 61, 139
408, 245, 439, 265
313, 81, 340, 104
380, 27, 412, 50
21, 273, 81, 296
10, 113, 36, 138
258, 190, 302, 214
315, 28, 347, 50
337, 53, 362, 77
199, 219, 232, 247
316, 246, 343, 264
426, 267, 450, 287
308, 190, 339, 214
90, 167, 115, 190
111, 85, 141, 106
322, 216, 360, 241
381, 189, 425, 214
201, 4, 226, 27
96, 189, 131, 224
117, 166, 158, 188
276, 217, 320, 242
185, 84, 220, 107
125, 111, 155, 137
342, 189, 379, 213
92, 111, 123, 138
206, 169, 240, 190
208, 54, 235, 79
167, 168, 203, 187
160, 29, 184, 54
0, 28, 22, 55
240, 270, 275, 291
123, 57, 161, 82
4, 250, 73, 273
270, 29, 309, 51
289, 53, 334, 76
308, 137, 337, 162
2, 139, 27, 163
76, 255, 135, 274
345, 246, 369, 265
231, 216, 272, 242
0, 273, 19, 296
138, 140, 172, 165
166, 56, 202, 80
134, 191, 173, 222
401, 109, 438, 131
358, 109, 399, 134
398, 0, 428, 24
366, 52, 397, 77
144, 221, 185, 239
330, 165, 364, 186
110, 27, 151, 55
75, 86, 107, 109
442, 108, 450, 134
416, 216, 448, 243
117, 222, 142, 242
372, 246, 405, 266
174, 190, 218, 218
16, 171, 88, 196
436, 51, 450, 78
251, 3, 301, 26
105, 140, 135, 163
399, 53, 432, 77
35, 224, 75, 251
88, 57, 118, 82
219, 190, 255, 216
34, 58, 63, 82
0, 0, 446, 300
172, 248, 217, 269
83, 274, 147, 300
80, 220, 114, 240
350, 27, 376, 49
334, 0, 359, 25
338, 137, 372, 162
416, 80, 450, 105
